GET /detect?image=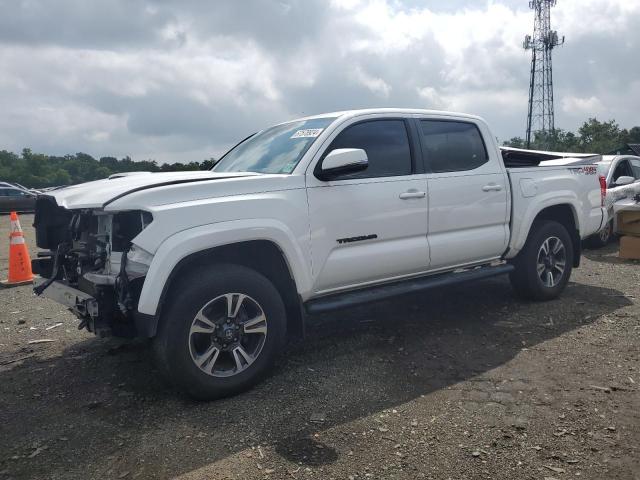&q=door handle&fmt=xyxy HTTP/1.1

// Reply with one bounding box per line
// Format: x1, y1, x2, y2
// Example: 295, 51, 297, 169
482, 184, 503, 192
399, 190, 426, 200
